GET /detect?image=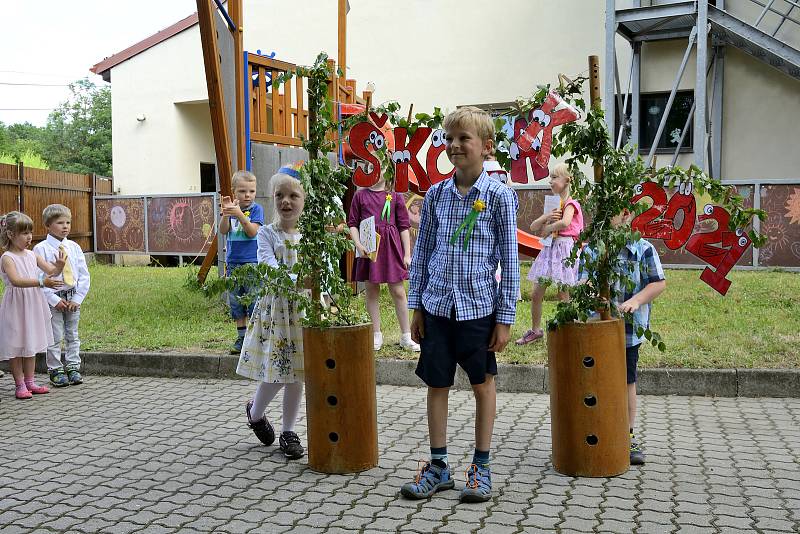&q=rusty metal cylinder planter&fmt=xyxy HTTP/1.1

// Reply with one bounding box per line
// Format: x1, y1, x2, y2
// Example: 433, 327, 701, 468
547, 319, 629, 477
303, 323, 378, 473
